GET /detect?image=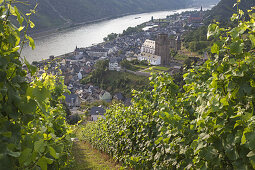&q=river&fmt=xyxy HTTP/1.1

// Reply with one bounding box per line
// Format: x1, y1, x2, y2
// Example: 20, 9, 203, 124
22, 7, 208, 63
